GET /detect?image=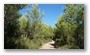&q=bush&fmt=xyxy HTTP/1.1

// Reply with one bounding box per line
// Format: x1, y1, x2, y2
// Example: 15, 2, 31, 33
15, 34, 30, 49
15, 34, 52, 49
